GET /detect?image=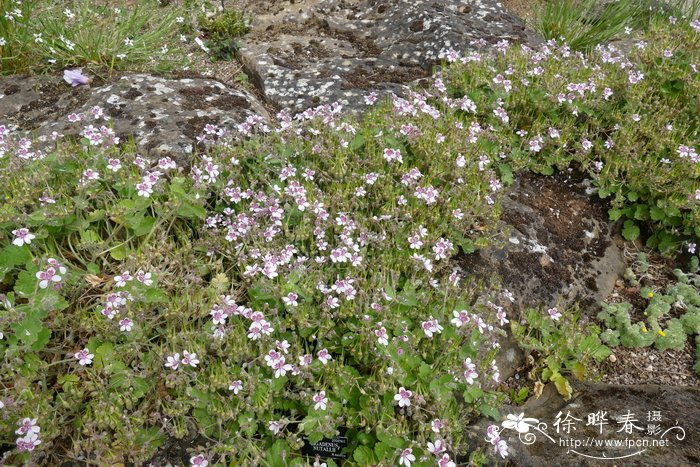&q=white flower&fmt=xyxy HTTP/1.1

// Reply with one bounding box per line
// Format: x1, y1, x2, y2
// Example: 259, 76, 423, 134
313, 391, 328, 410
12, 228, 35, 247
394, 387, 412, 407
74, 348, 94, 366
269, 420, 281, 435
317, 348, 331, 364
229, 380, 243, 394
399, 448, 415, 466
165, 353, 180, 370
119, 318, 133, 332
